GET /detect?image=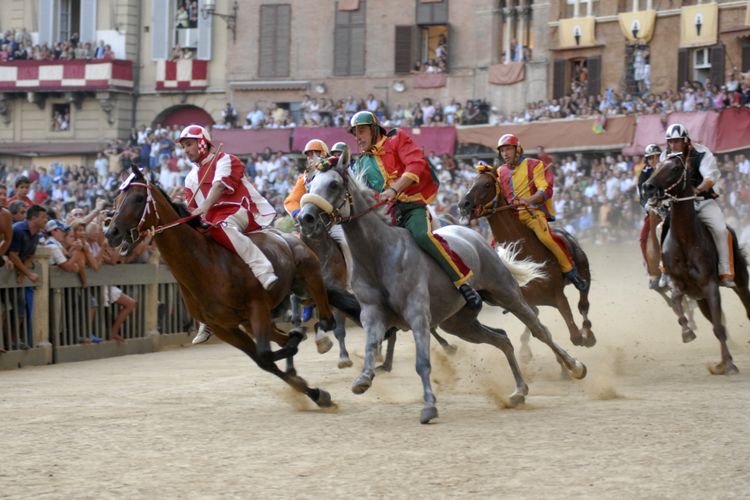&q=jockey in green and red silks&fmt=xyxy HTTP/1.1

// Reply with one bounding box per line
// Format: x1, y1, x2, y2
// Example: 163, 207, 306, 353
349, 111, 482, 310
